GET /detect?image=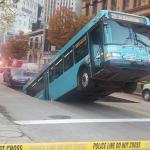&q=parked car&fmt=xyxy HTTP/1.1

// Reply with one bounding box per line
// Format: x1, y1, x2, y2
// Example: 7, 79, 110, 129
3, 68, 35, 87
142, 84, 150, 101
11, 59, 26, 68
21, 63, 39, 73
0, 67, 6, 73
